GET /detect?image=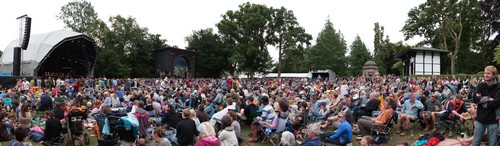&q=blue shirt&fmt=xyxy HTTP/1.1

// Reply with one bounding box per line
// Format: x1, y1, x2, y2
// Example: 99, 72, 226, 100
311, 102, 320, 116
221, 80, 227, 89
330, 120, 352, 142
204, 104, 215, 119
402, 99, 424, 117
214, 93, 223, 104
116, 90, 124, 99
